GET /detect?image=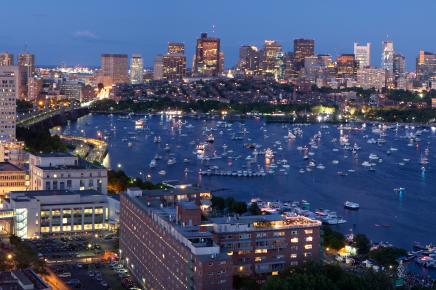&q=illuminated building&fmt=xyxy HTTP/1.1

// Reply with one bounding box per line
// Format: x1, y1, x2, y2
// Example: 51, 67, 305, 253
357, 67, 386, 90
381, 41, 395, 86
27, 76, 43, 100
336, 54, 357, 79
393, 53, 406, 88
162, 54, 186, 81
293, 39, 315, 71
0, 66, 18, 141
60, 80, 83, 100
130, 54, 144, 84
238, 45, 260, 76
0, 52, 14, 66
354, 42, 371, 68
168, 42, 185, 55
261, 40, 282, 78
0, 162, 27, 197
98, 54, 129, 86
0, 141, 26, 168
17, 53, 35, 74
153, 55, 164, 80
219, 51, 225, 73
4, 189, 112, 238
120, 188, 321, 289
29, 152, 108, 194
193, 33, 221, 77
416, 50, 436, 85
